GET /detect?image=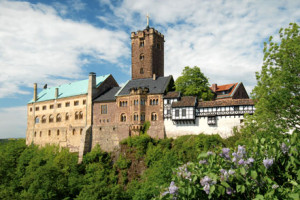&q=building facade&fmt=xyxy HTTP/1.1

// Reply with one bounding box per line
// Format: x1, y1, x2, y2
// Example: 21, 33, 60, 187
26, 26, 255, 158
